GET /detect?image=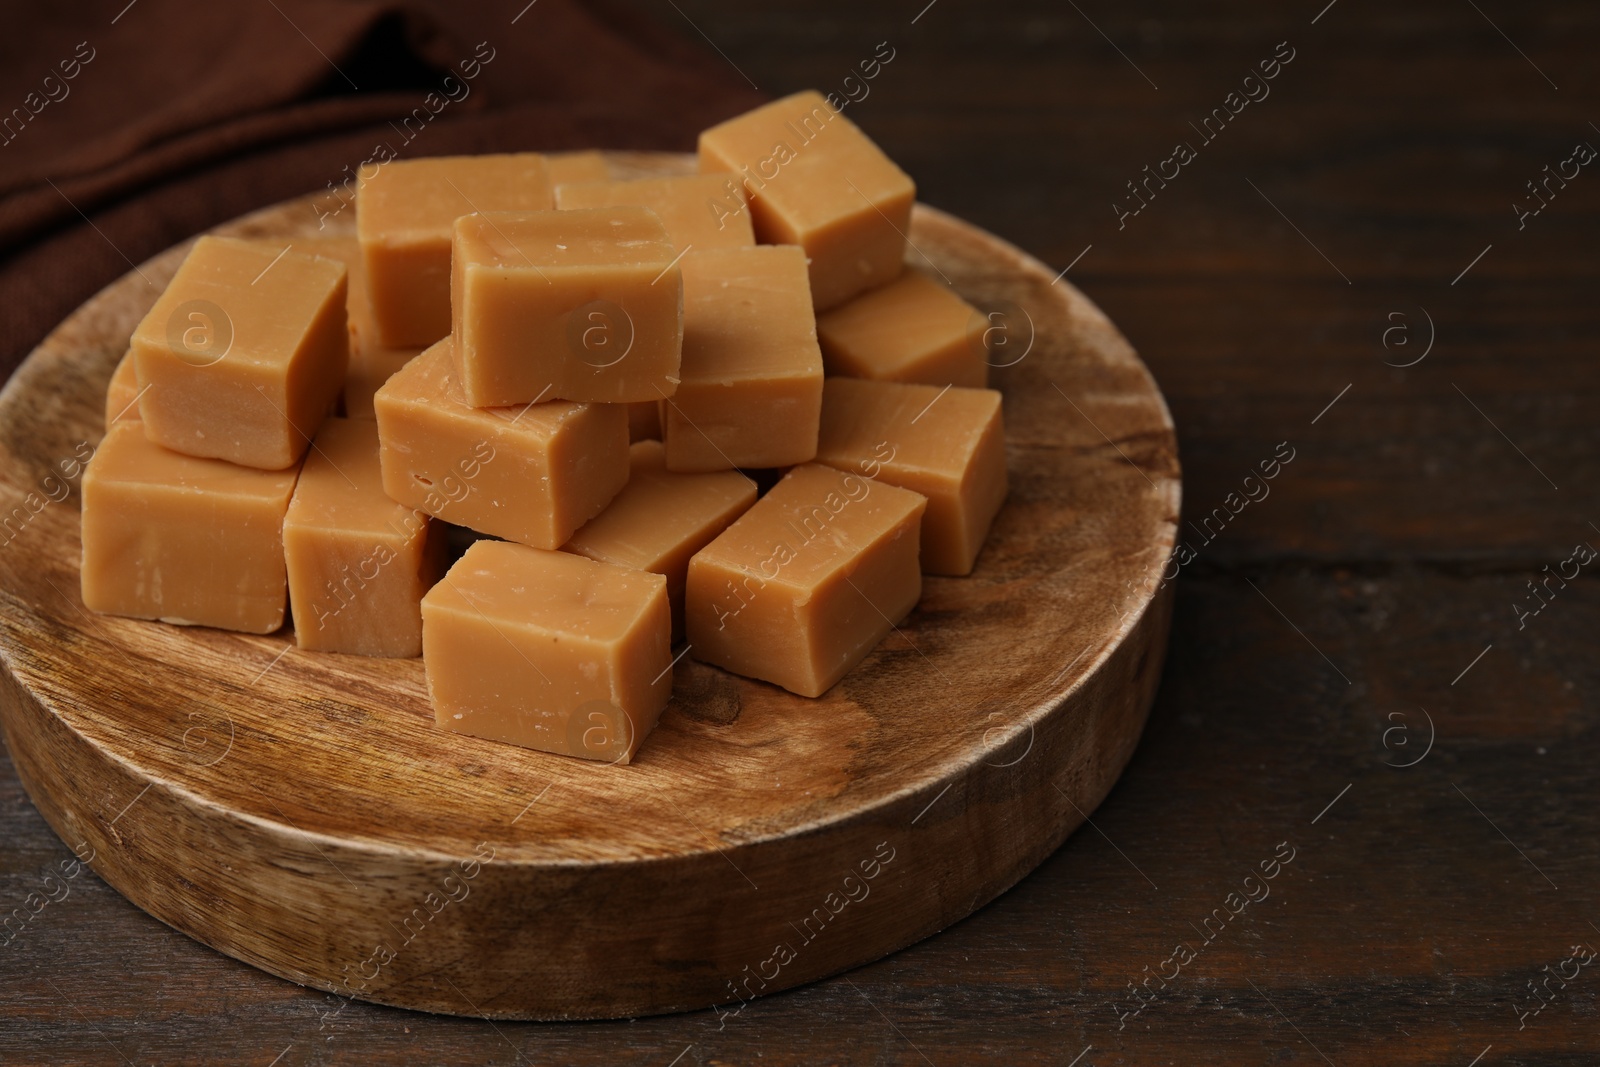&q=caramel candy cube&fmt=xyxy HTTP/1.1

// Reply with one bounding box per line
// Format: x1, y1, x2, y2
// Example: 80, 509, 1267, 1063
545, 150, 610, 186
131, 236, 347, 470
565, 440, 756, 635
239, 236, 397, 409
358, 153, 552, 348
81, 422, 299, 632
422, 540, 672, 764
662, 245, 823, 472
284, 418, 442, 657
374, 339, 629, 548
817, 269, 987, 388
343, 344, 421, 419
816, 378, 1006, 576
555, 175, 755, 253
698, 90, 915, 310
450, 207, 683, 407
686, 462, 926, 697
105, 349, 143, 427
